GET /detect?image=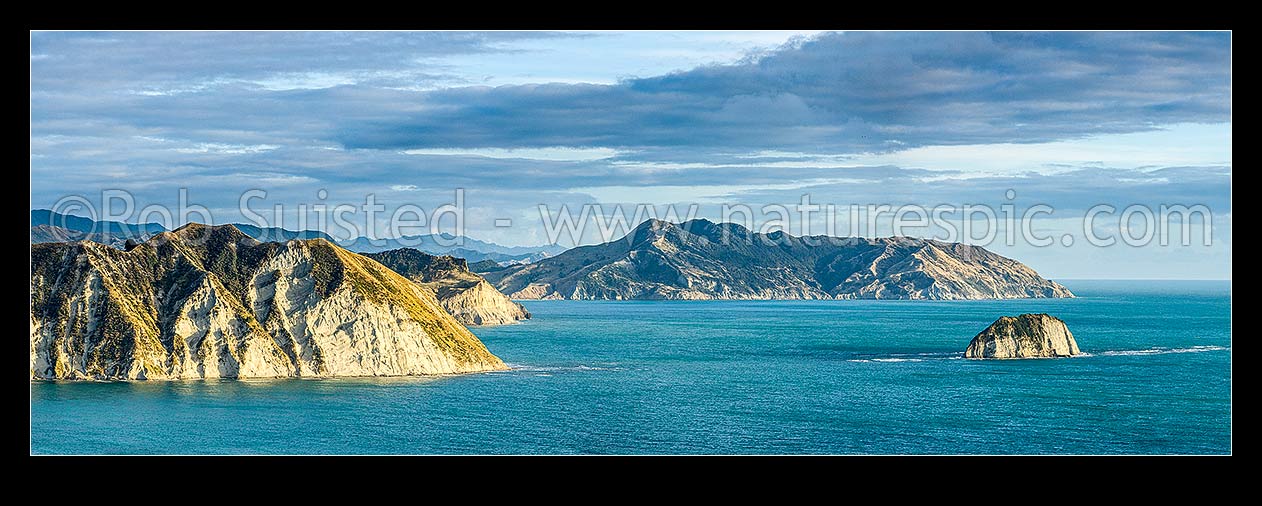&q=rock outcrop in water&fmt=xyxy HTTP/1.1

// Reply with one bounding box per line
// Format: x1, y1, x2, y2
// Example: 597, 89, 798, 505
366, 248, 530, 326
30, 223, 507, 380
483, 218, 1074, 301
964, 313, 1080, 359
